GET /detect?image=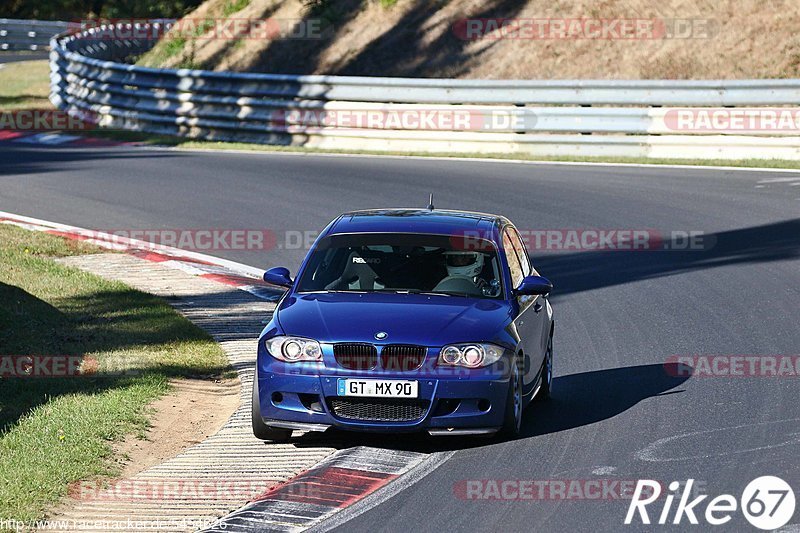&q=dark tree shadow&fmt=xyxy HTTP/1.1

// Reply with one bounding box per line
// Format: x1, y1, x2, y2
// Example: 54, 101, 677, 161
242, 0, 527, 78
193, 2, 285, 71
0, 281, 238, 432
0, 95, 49, 107
335, 0, 527, 78
533, 218, 800, 299
249, 0, 365, 76
0, 143, 185, 177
